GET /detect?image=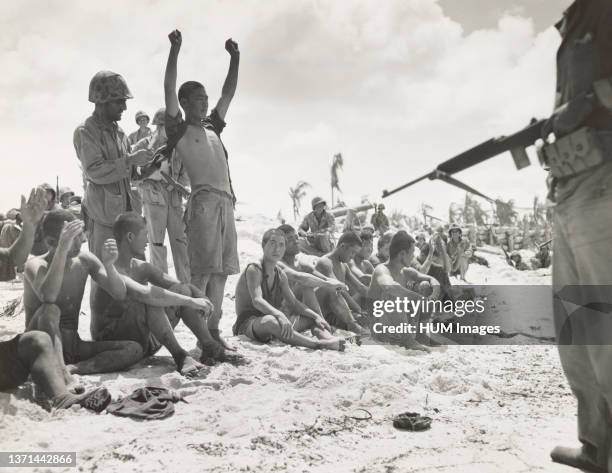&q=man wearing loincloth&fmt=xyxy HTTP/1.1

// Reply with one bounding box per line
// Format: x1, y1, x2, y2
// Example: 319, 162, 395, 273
91, 212, 226, 374
164, 29, 240, 351
234, 229, 344, 351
